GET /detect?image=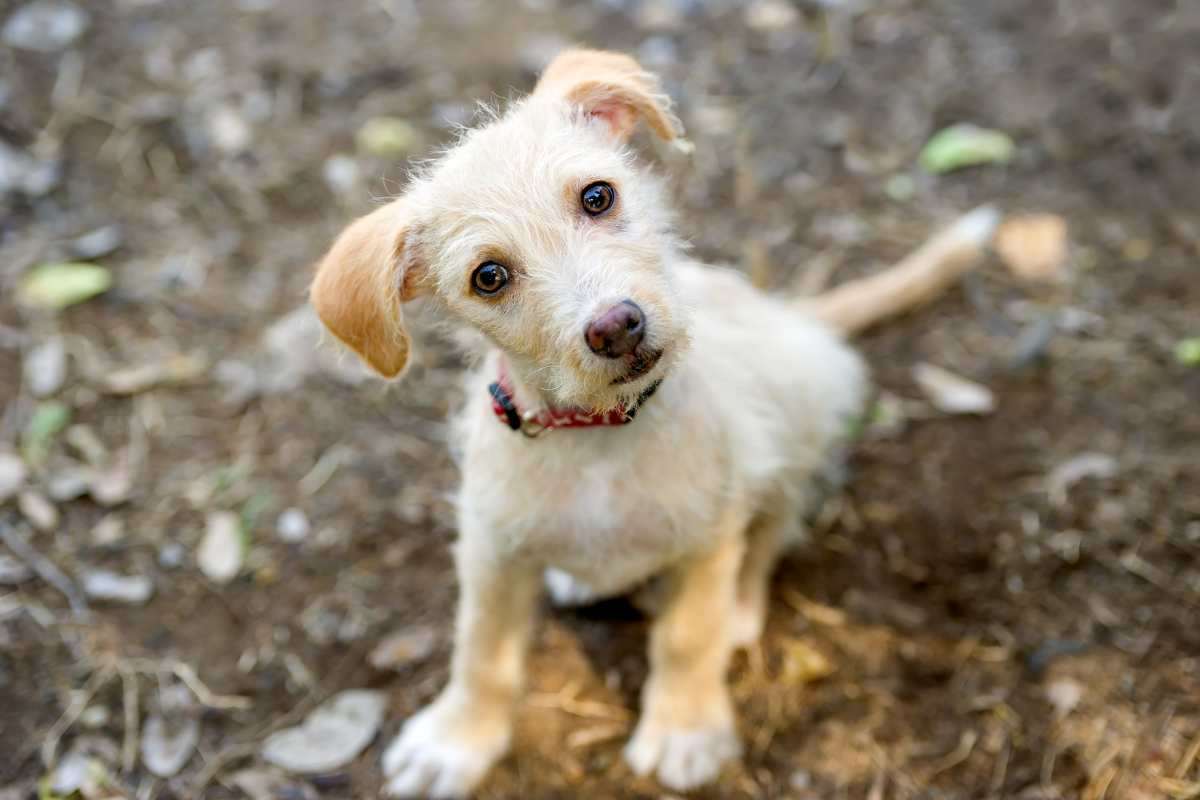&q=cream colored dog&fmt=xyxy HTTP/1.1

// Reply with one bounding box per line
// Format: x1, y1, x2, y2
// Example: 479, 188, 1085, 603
310, 49, 996, 798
